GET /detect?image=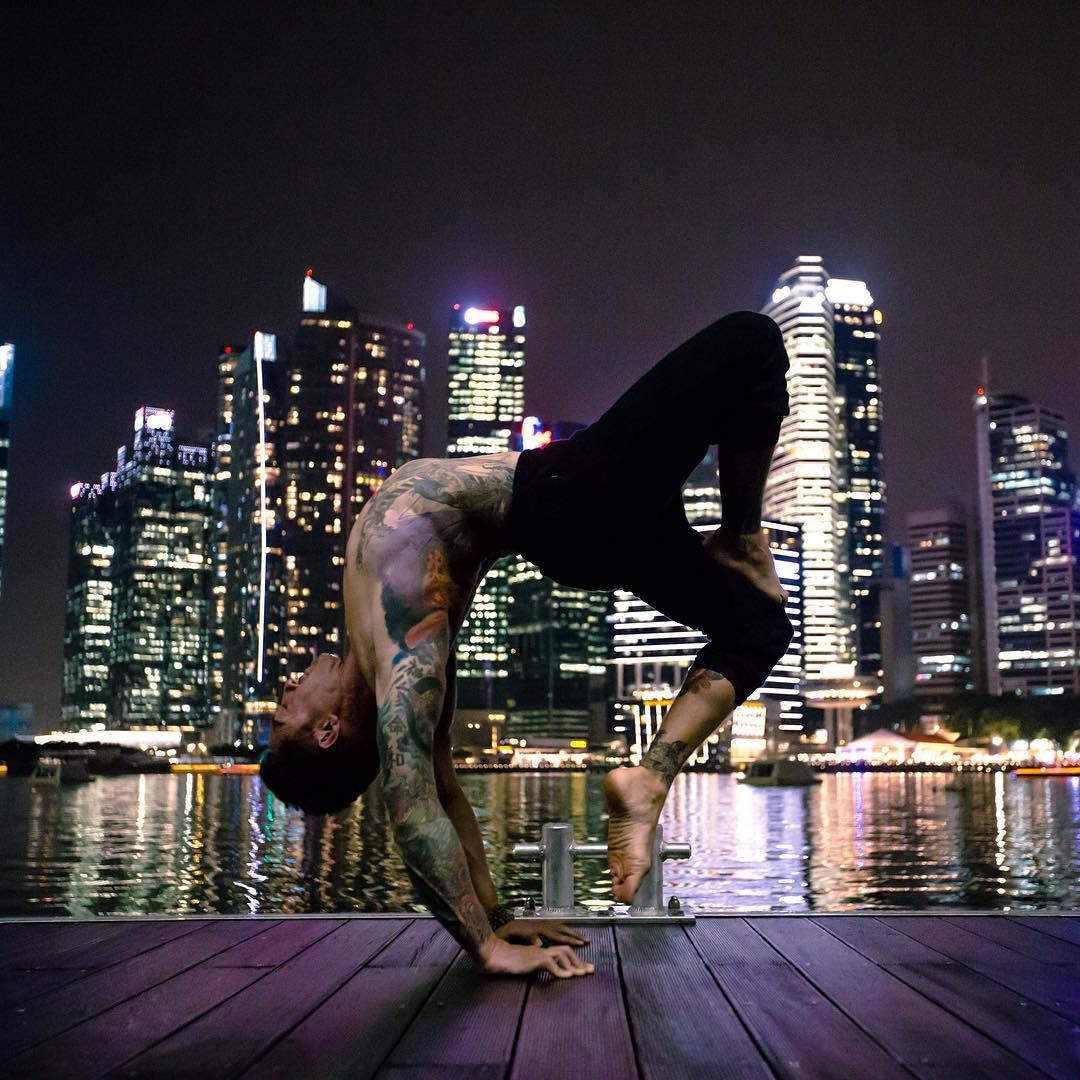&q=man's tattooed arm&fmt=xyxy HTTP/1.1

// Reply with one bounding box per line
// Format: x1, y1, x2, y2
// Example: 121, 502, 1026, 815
376, 580, 492, 957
